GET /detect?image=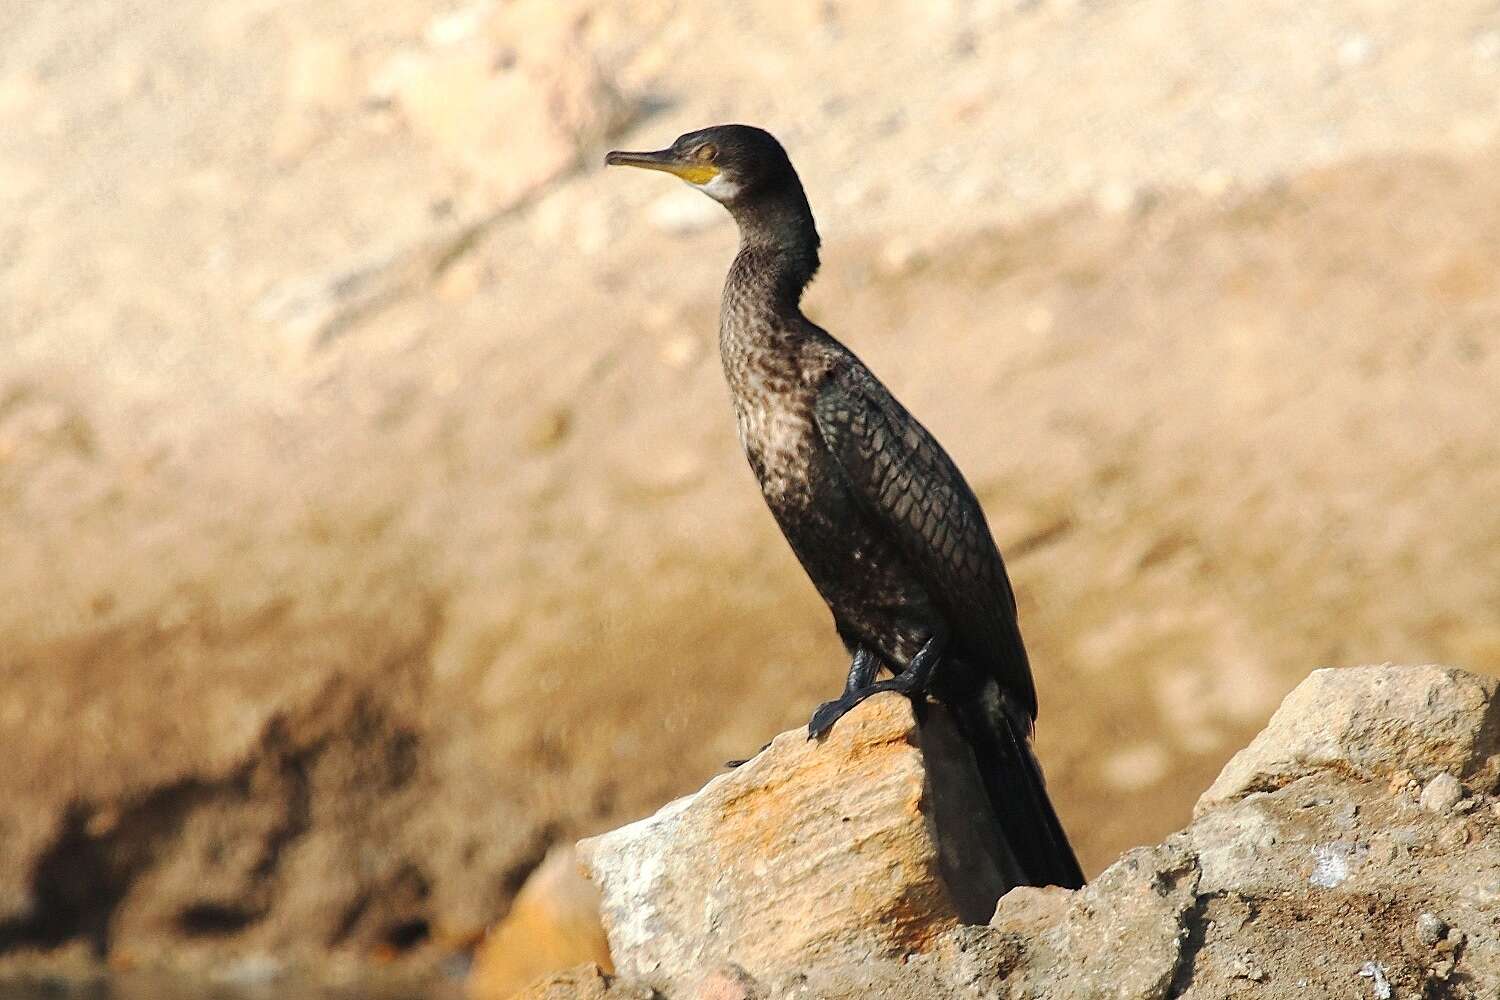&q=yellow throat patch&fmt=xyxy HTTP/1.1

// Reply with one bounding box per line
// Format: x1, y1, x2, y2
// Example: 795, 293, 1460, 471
672, 163, 719, 185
